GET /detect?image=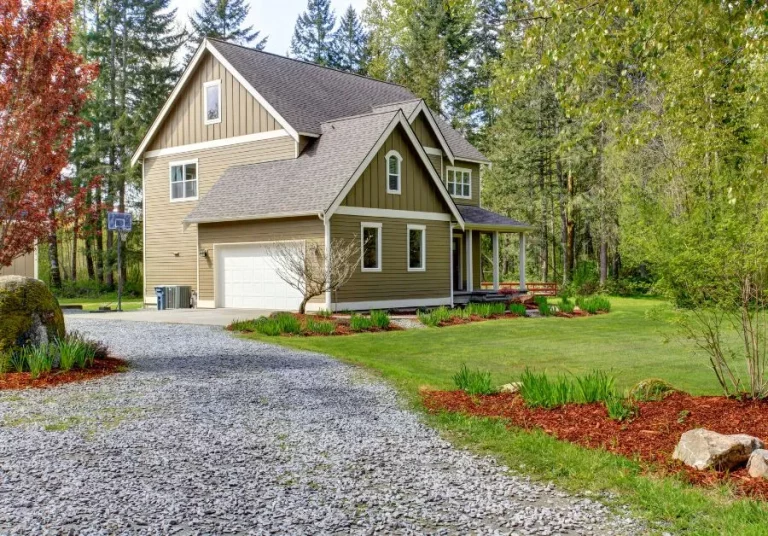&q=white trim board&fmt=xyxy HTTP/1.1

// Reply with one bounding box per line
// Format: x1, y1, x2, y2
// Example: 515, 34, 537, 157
143, 130, 290, 159
131, 39, 298, 167
325, 111, 465, 229
333, 297, 452, 312
334, 206, 452, 222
